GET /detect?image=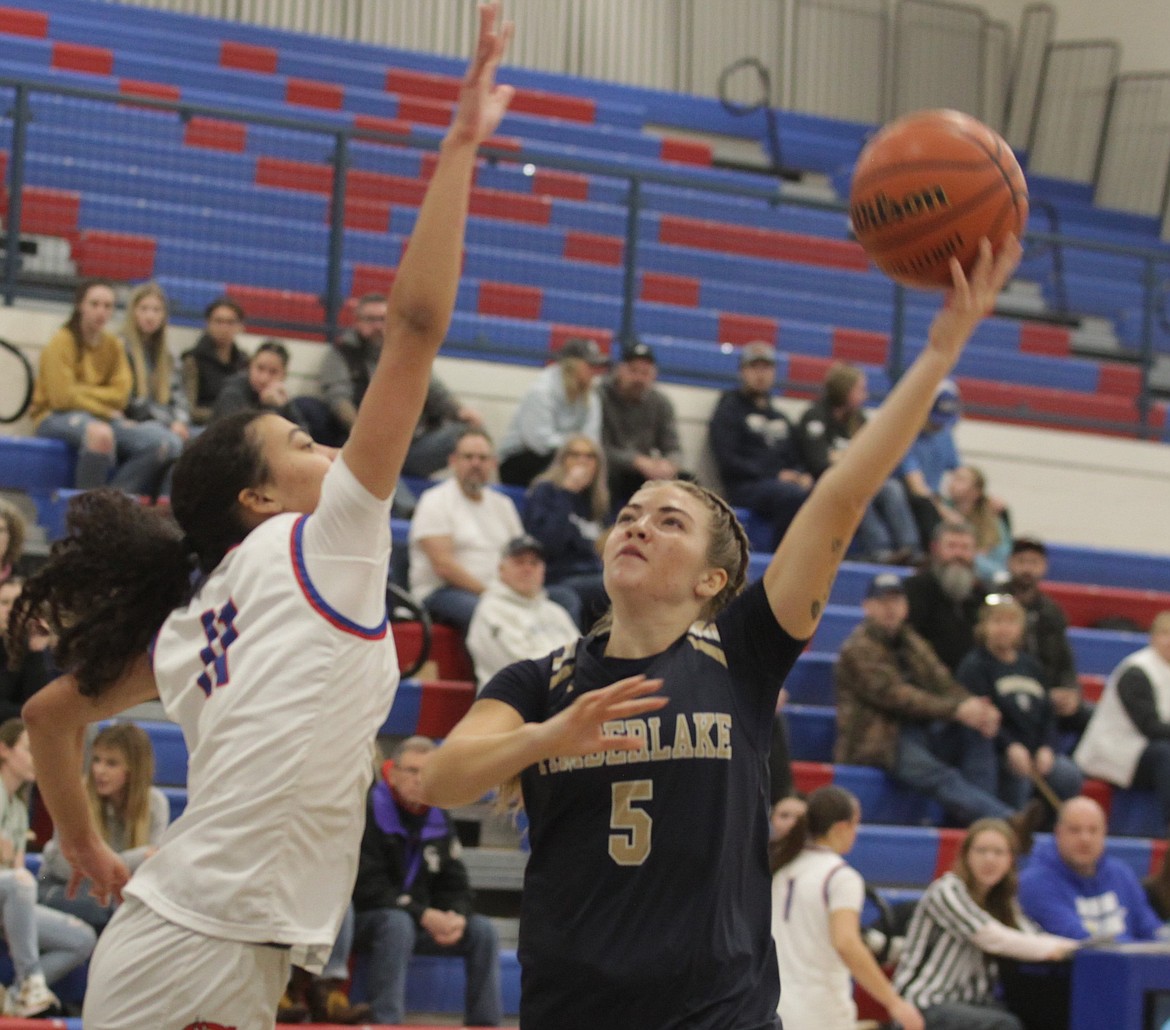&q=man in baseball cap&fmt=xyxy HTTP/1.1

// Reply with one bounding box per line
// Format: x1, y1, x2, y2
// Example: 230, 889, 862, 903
600, 339, 689, 510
